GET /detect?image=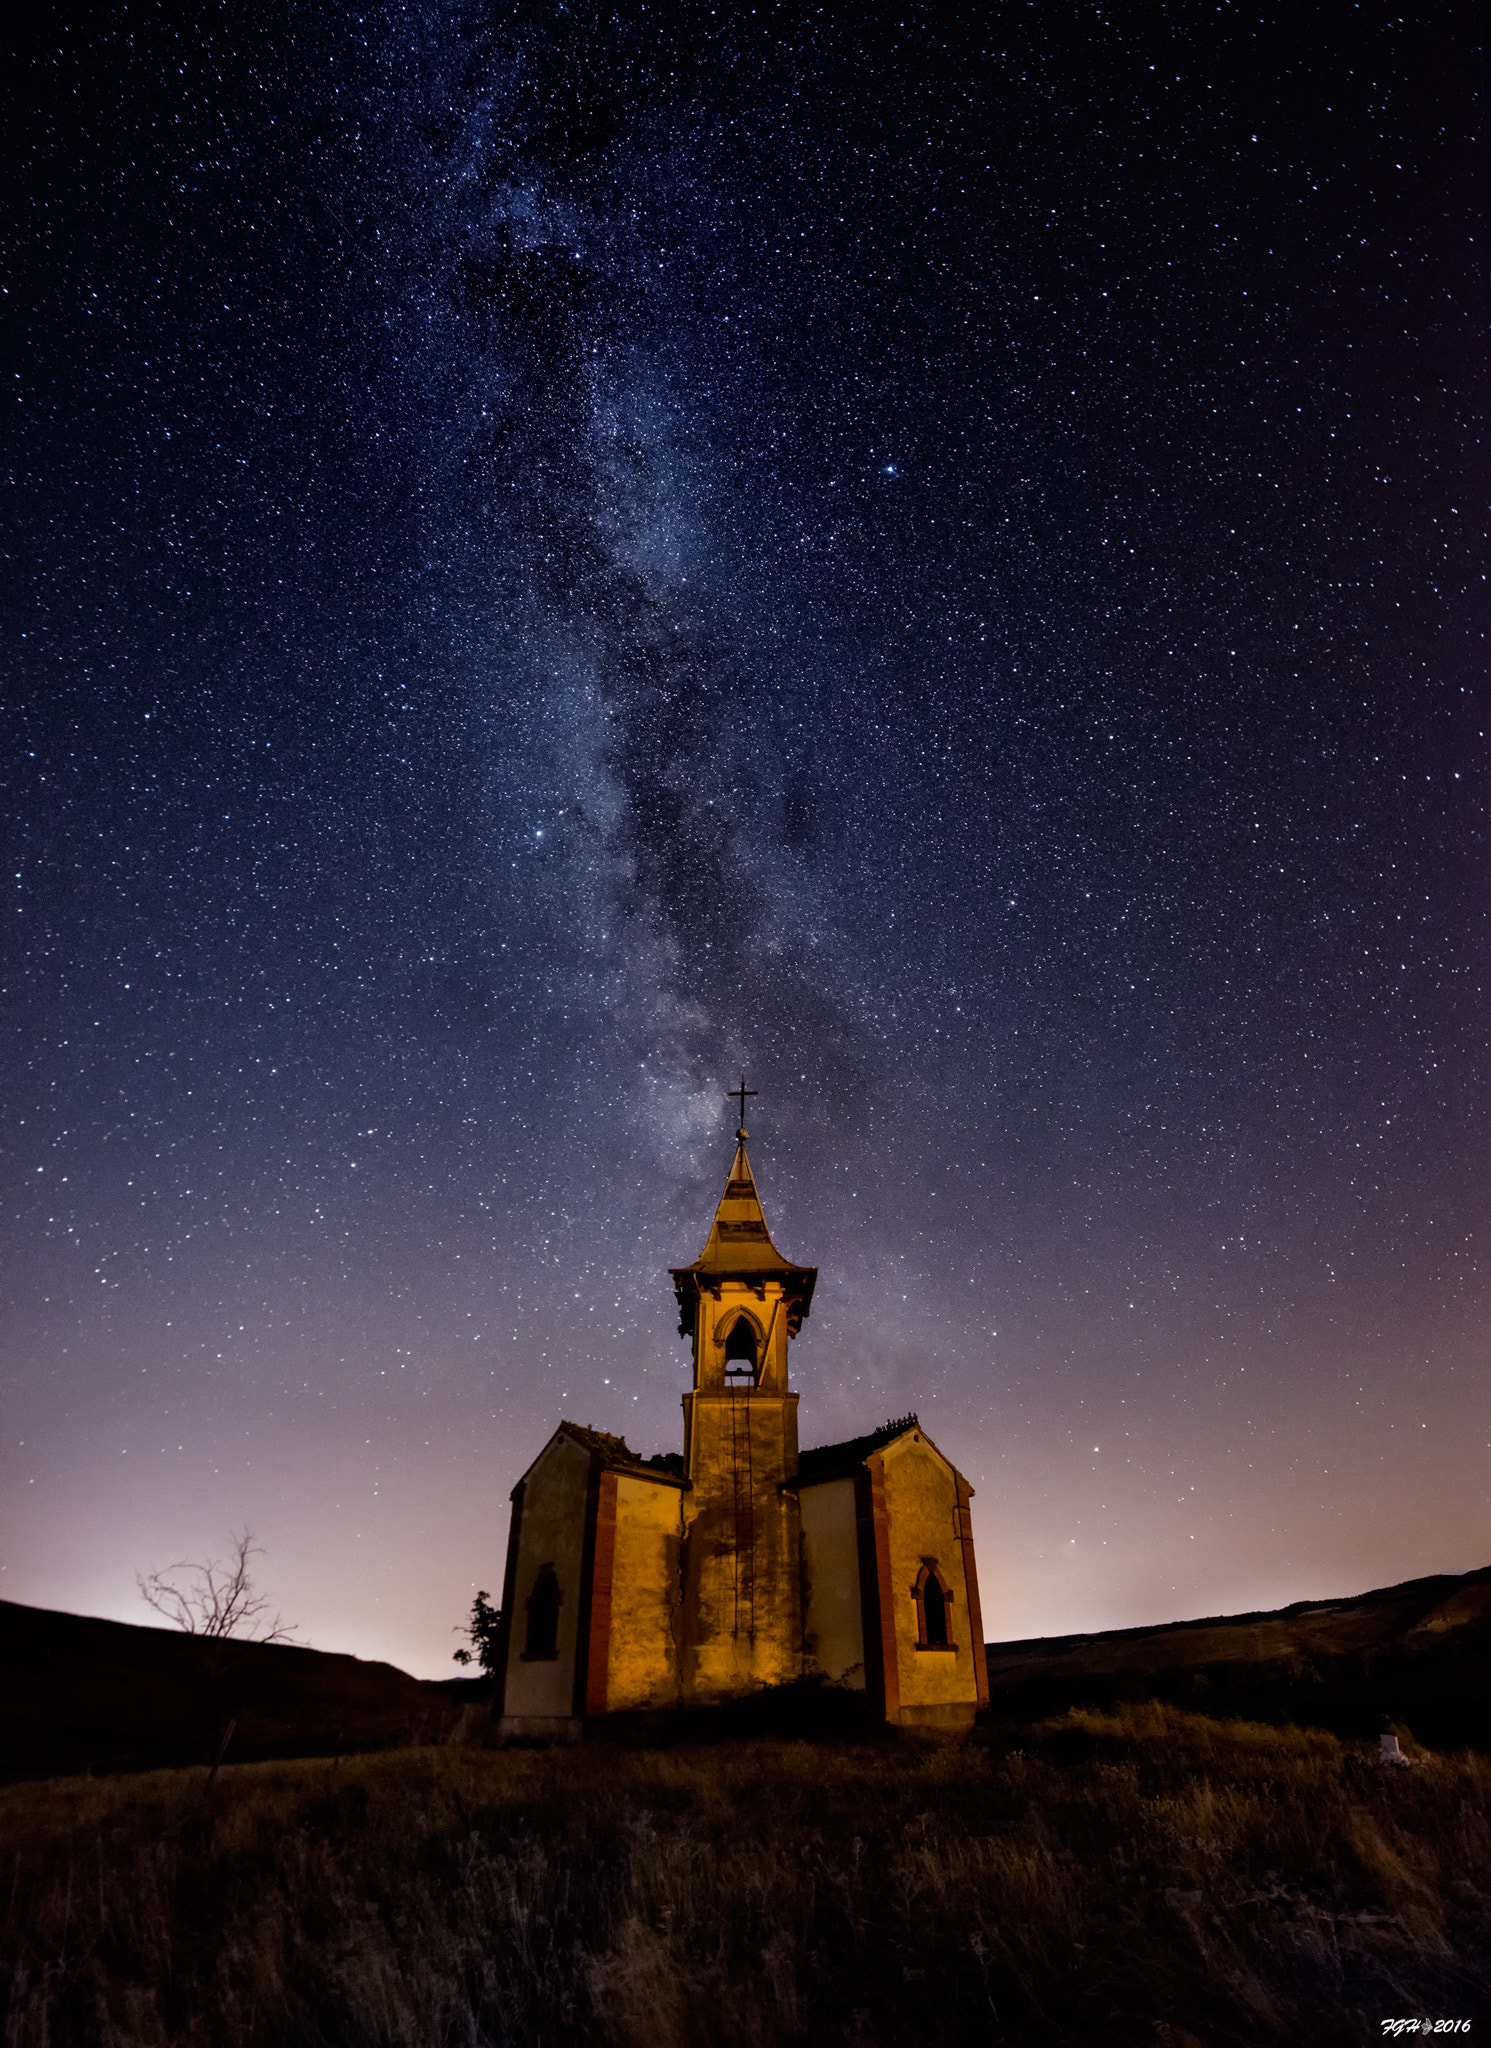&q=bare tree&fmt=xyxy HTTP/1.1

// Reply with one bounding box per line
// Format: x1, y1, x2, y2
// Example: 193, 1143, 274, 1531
137, 1526, 296, 1642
